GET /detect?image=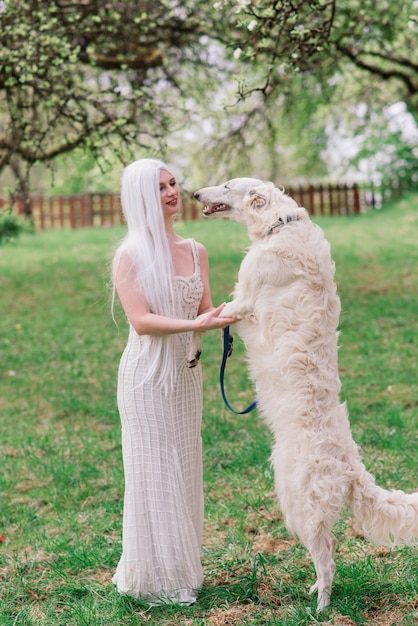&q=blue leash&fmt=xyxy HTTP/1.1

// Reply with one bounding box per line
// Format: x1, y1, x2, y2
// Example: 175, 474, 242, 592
220, 326, 257, 414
